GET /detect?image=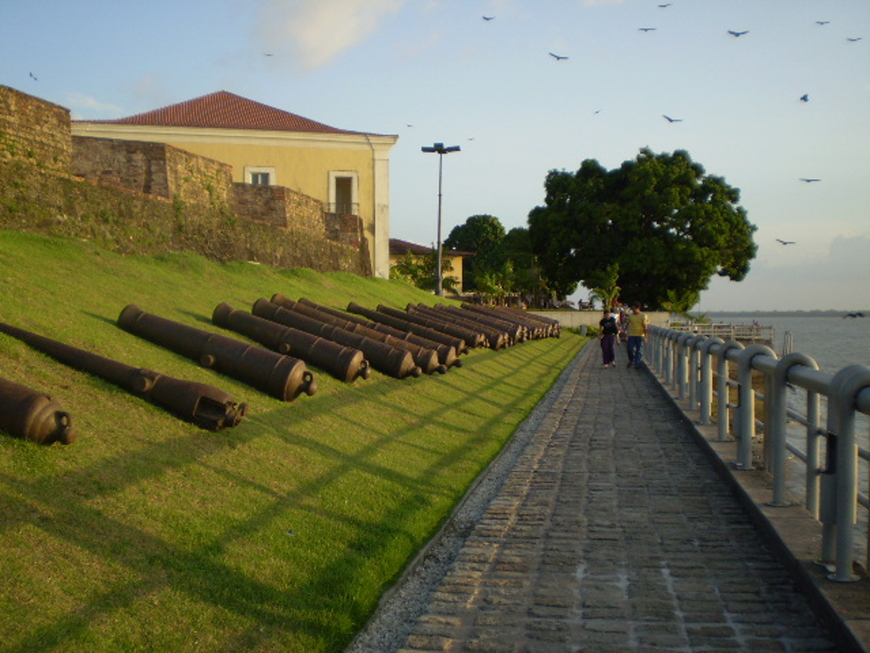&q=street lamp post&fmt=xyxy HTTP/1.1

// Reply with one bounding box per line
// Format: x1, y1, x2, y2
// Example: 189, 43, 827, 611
421, 142, 460, 296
